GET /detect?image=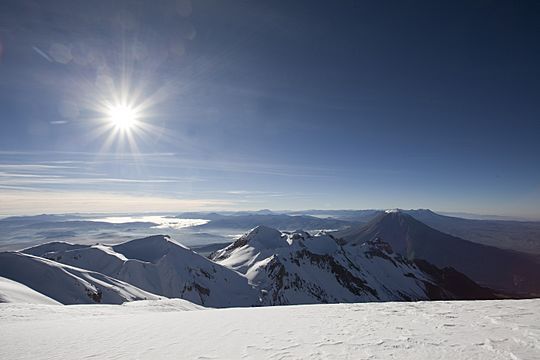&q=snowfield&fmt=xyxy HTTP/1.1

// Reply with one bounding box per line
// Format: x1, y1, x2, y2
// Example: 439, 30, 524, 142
1, 299, 539, 360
